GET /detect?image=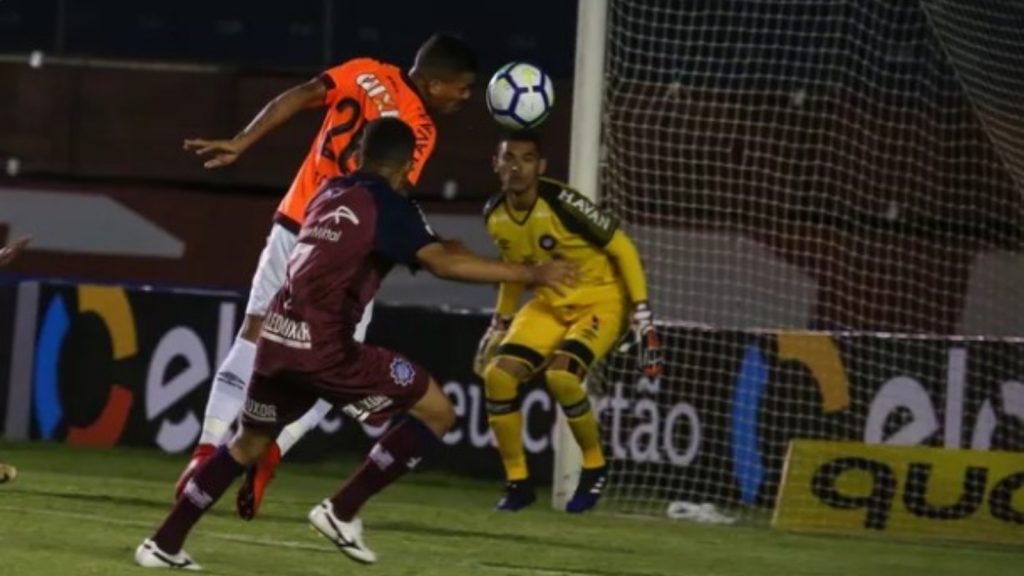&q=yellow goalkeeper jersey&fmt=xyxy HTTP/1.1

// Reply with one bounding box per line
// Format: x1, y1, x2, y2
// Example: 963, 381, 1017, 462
484, 178, 625, 308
